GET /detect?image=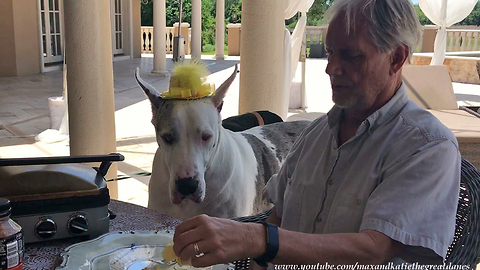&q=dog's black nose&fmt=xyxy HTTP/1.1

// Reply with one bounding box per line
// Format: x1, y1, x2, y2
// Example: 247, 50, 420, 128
176, 177, 198, 196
